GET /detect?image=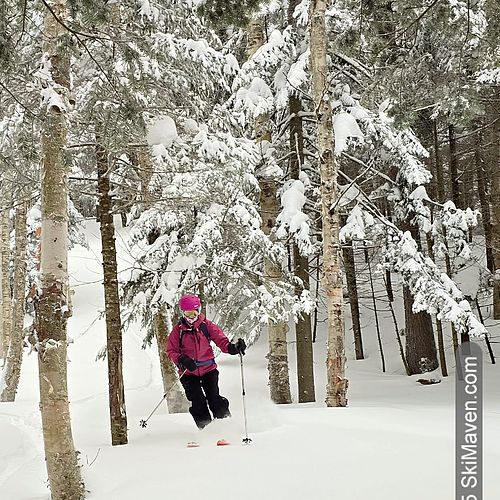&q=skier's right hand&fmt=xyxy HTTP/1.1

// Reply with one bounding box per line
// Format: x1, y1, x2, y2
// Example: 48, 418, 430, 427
178, 354, 197, 372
